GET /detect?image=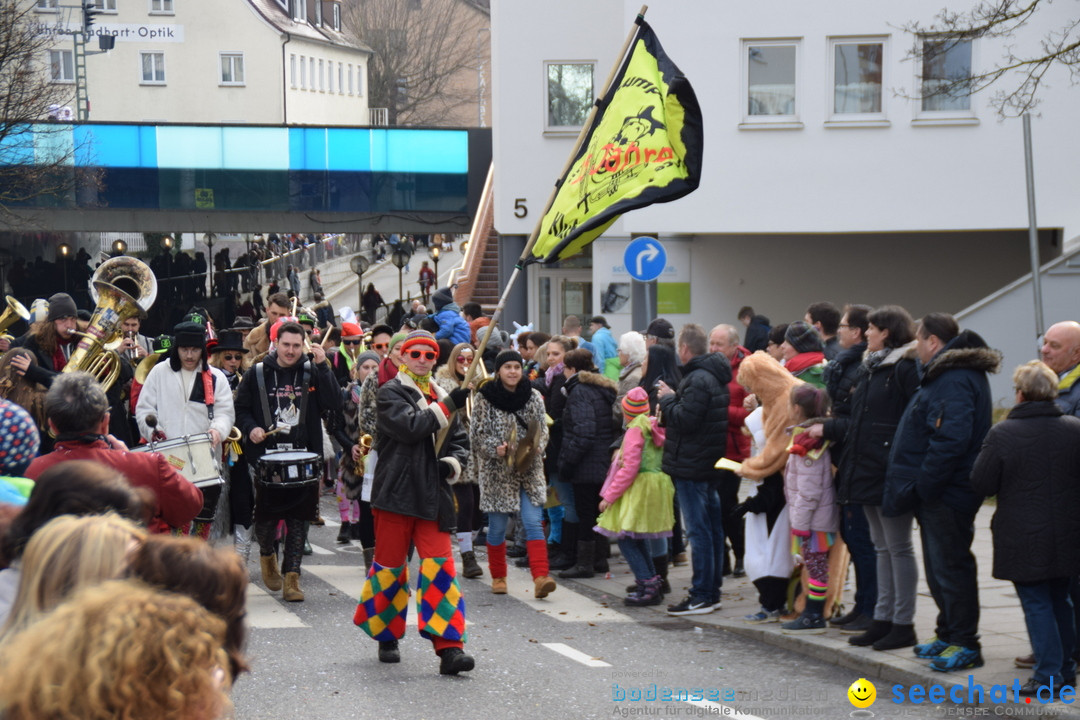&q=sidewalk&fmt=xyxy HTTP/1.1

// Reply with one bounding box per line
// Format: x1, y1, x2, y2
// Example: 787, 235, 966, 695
568, 487, 1080, 718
